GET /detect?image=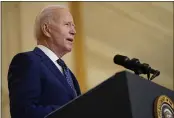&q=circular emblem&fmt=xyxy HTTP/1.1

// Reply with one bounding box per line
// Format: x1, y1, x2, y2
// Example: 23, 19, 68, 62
154, 95, 174, 118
